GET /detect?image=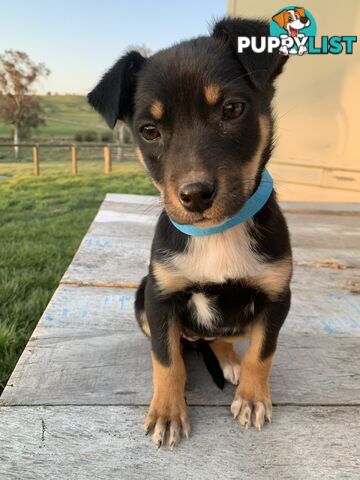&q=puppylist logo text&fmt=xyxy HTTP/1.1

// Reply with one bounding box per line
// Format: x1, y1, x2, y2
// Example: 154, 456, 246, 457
237, 6, 357, 56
